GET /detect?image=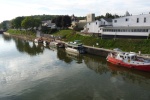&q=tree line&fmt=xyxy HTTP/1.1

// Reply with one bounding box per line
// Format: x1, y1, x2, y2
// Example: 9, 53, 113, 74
0, 12, 120, 31
0, 15, 72, 31
95, 13, 120, 20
